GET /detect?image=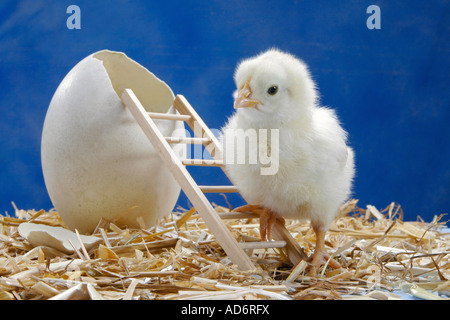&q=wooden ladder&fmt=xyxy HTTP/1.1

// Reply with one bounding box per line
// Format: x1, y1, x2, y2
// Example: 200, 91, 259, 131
122, 89, 307, 270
